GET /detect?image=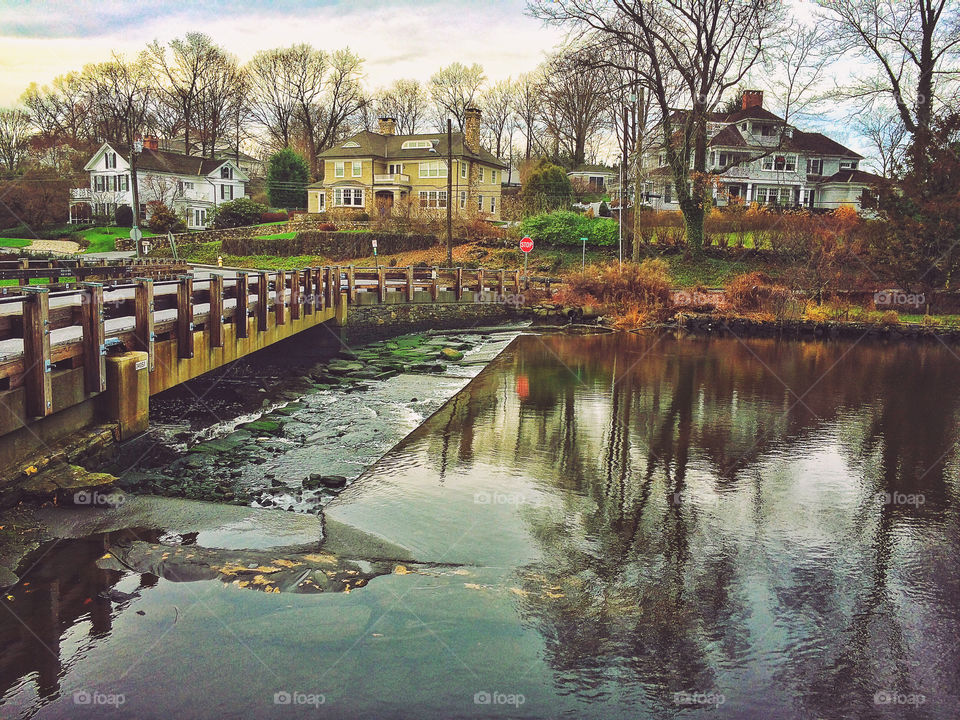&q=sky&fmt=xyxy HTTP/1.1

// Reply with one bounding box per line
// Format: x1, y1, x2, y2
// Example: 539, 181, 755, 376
0, 0, 566, 103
